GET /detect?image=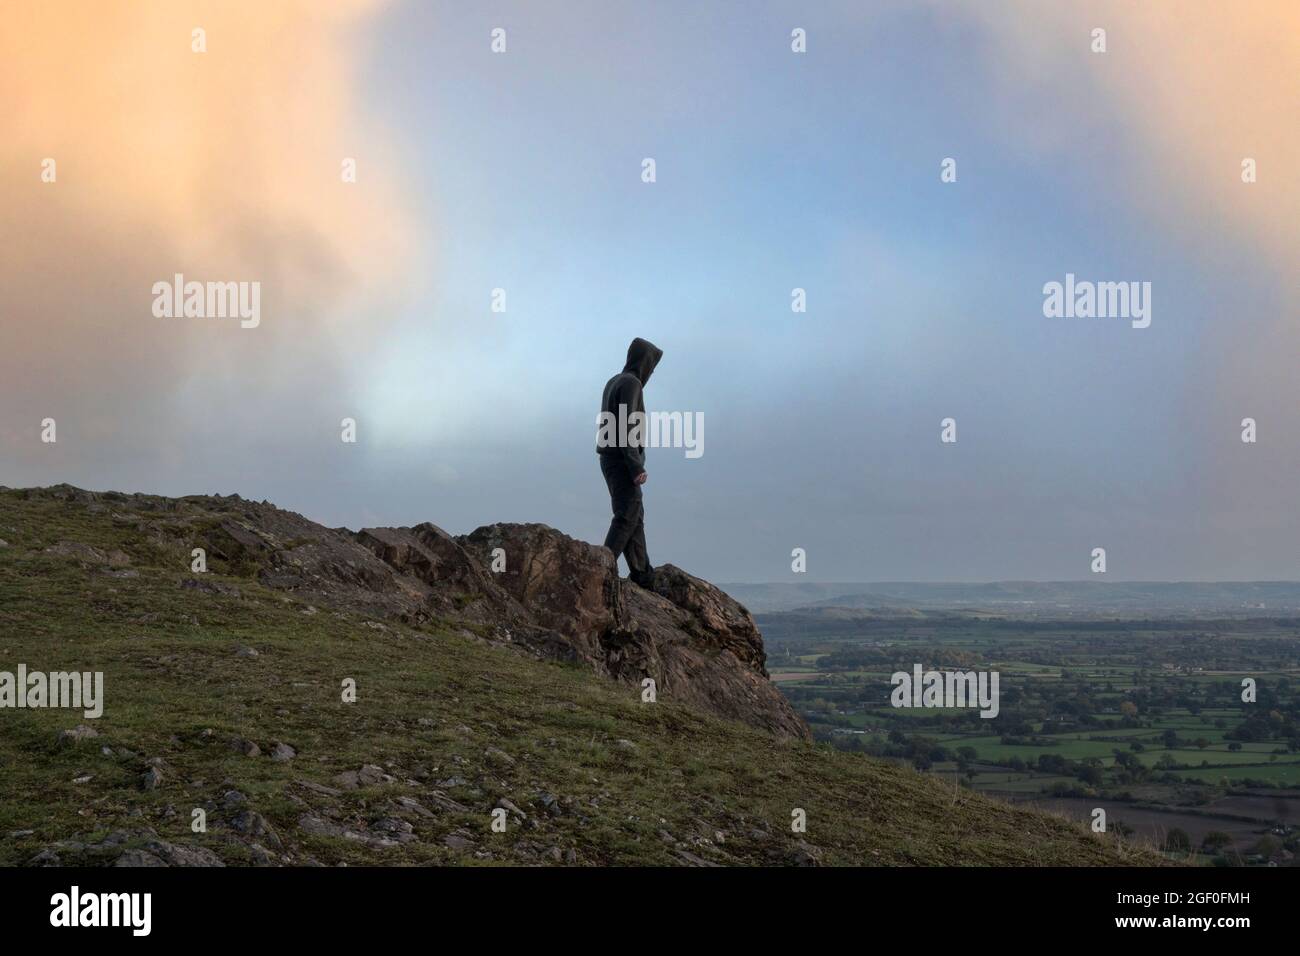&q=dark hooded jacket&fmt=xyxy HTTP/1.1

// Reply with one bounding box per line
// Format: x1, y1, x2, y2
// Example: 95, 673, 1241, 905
597, 337, 663, 478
